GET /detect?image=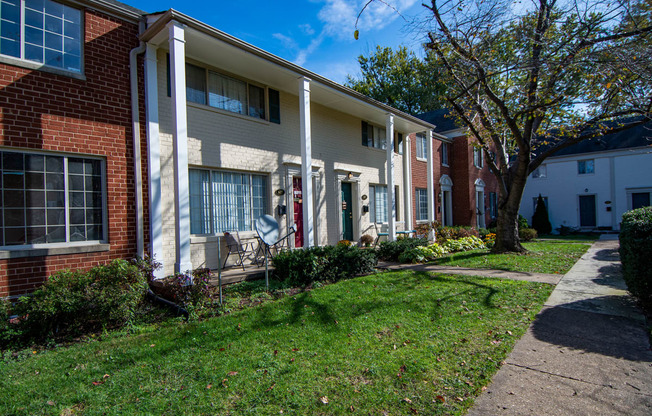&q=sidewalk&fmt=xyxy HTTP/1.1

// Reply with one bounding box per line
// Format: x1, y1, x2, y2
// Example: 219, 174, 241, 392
467, 235, 652, 415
